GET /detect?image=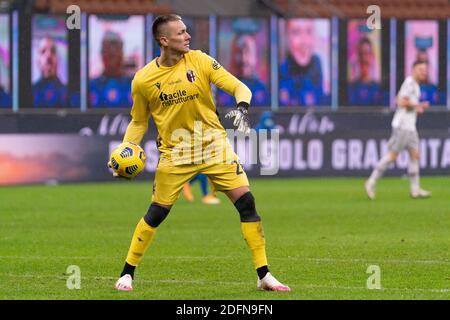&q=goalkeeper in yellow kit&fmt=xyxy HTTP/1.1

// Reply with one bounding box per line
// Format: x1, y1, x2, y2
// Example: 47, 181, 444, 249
113, 14, 290, 292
